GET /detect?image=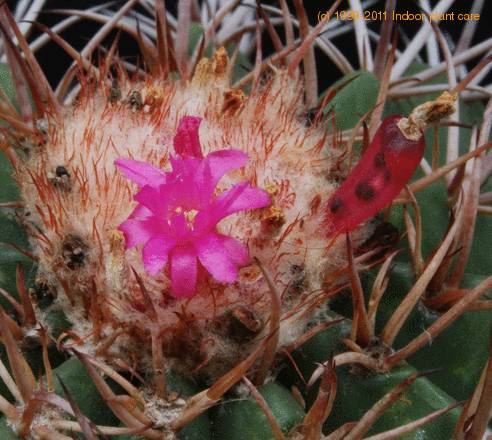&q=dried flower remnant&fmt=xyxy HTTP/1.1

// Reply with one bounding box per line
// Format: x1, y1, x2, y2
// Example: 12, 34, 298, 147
116, 116, 271, 298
